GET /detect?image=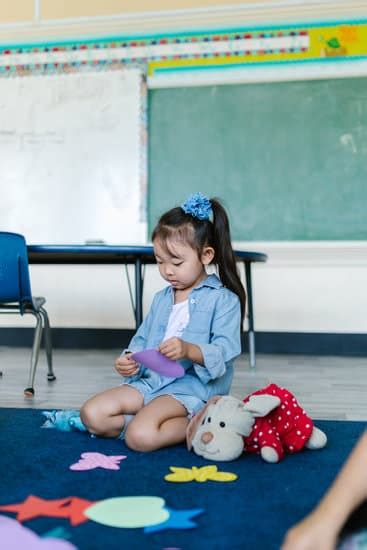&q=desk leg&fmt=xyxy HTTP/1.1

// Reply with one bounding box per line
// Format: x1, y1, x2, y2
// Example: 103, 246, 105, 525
135, 257, 143, 329
244, 261, 256, 369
